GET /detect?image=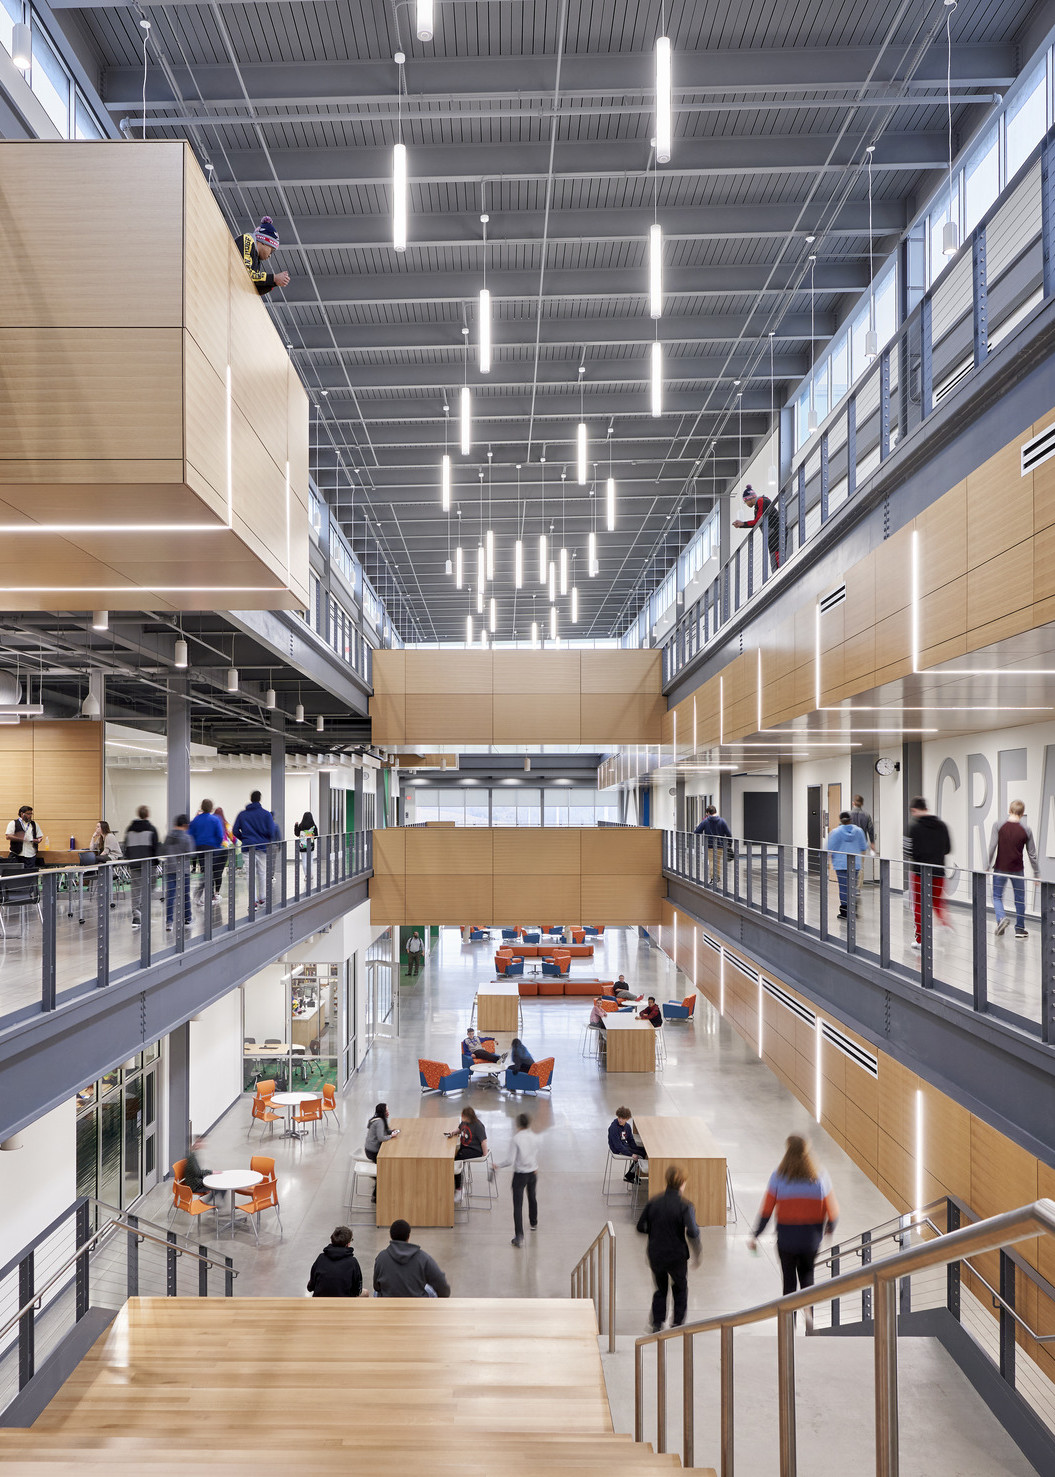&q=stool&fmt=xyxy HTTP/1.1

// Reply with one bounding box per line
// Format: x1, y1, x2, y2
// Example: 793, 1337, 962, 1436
727, 1166, 739, 1224
347, 1155, 377, 1215
468, 1149, 498, 1211
580, 1022, 602, 1058
654, 1027, 667, 1068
